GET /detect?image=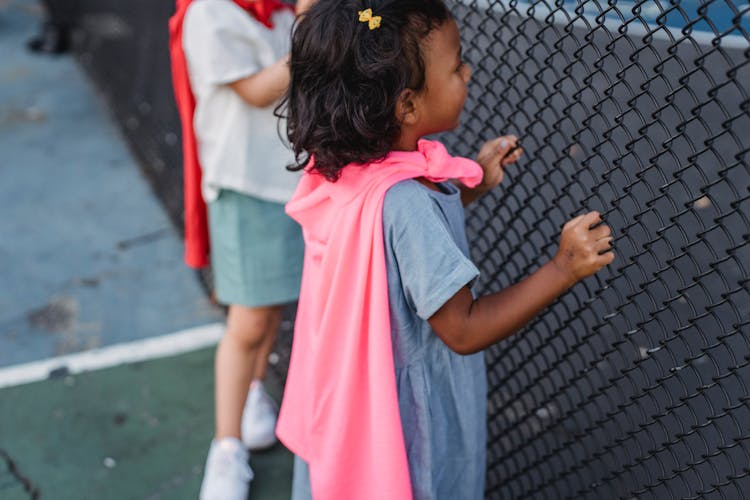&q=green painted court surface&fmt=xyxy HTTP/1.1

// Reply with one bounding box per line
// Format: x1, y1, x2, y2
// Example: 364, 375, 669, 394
1, 348, 294, 499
